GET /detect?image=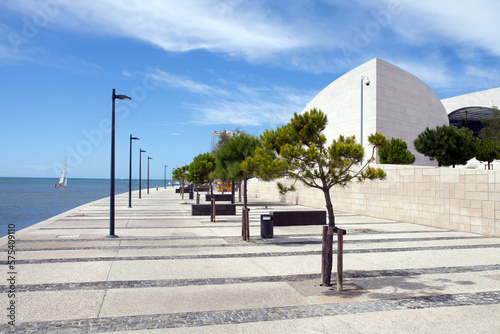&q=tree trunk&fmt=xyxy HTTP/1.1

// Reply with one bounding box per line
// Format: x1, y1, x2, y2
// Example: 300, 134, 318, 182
322, 188, 335, 286
238, 181, 242, 202
231, 180, 235, 204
